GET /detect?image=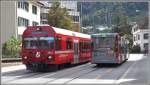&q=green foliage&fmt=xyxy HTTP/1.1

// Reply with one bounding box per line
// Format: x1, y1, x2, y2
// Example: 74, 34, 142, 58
48, 1, 72, 30
79, 2, 148, 27
99, 28, 112, 33
131, 45, 141, 53
2, 36, 21, 58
